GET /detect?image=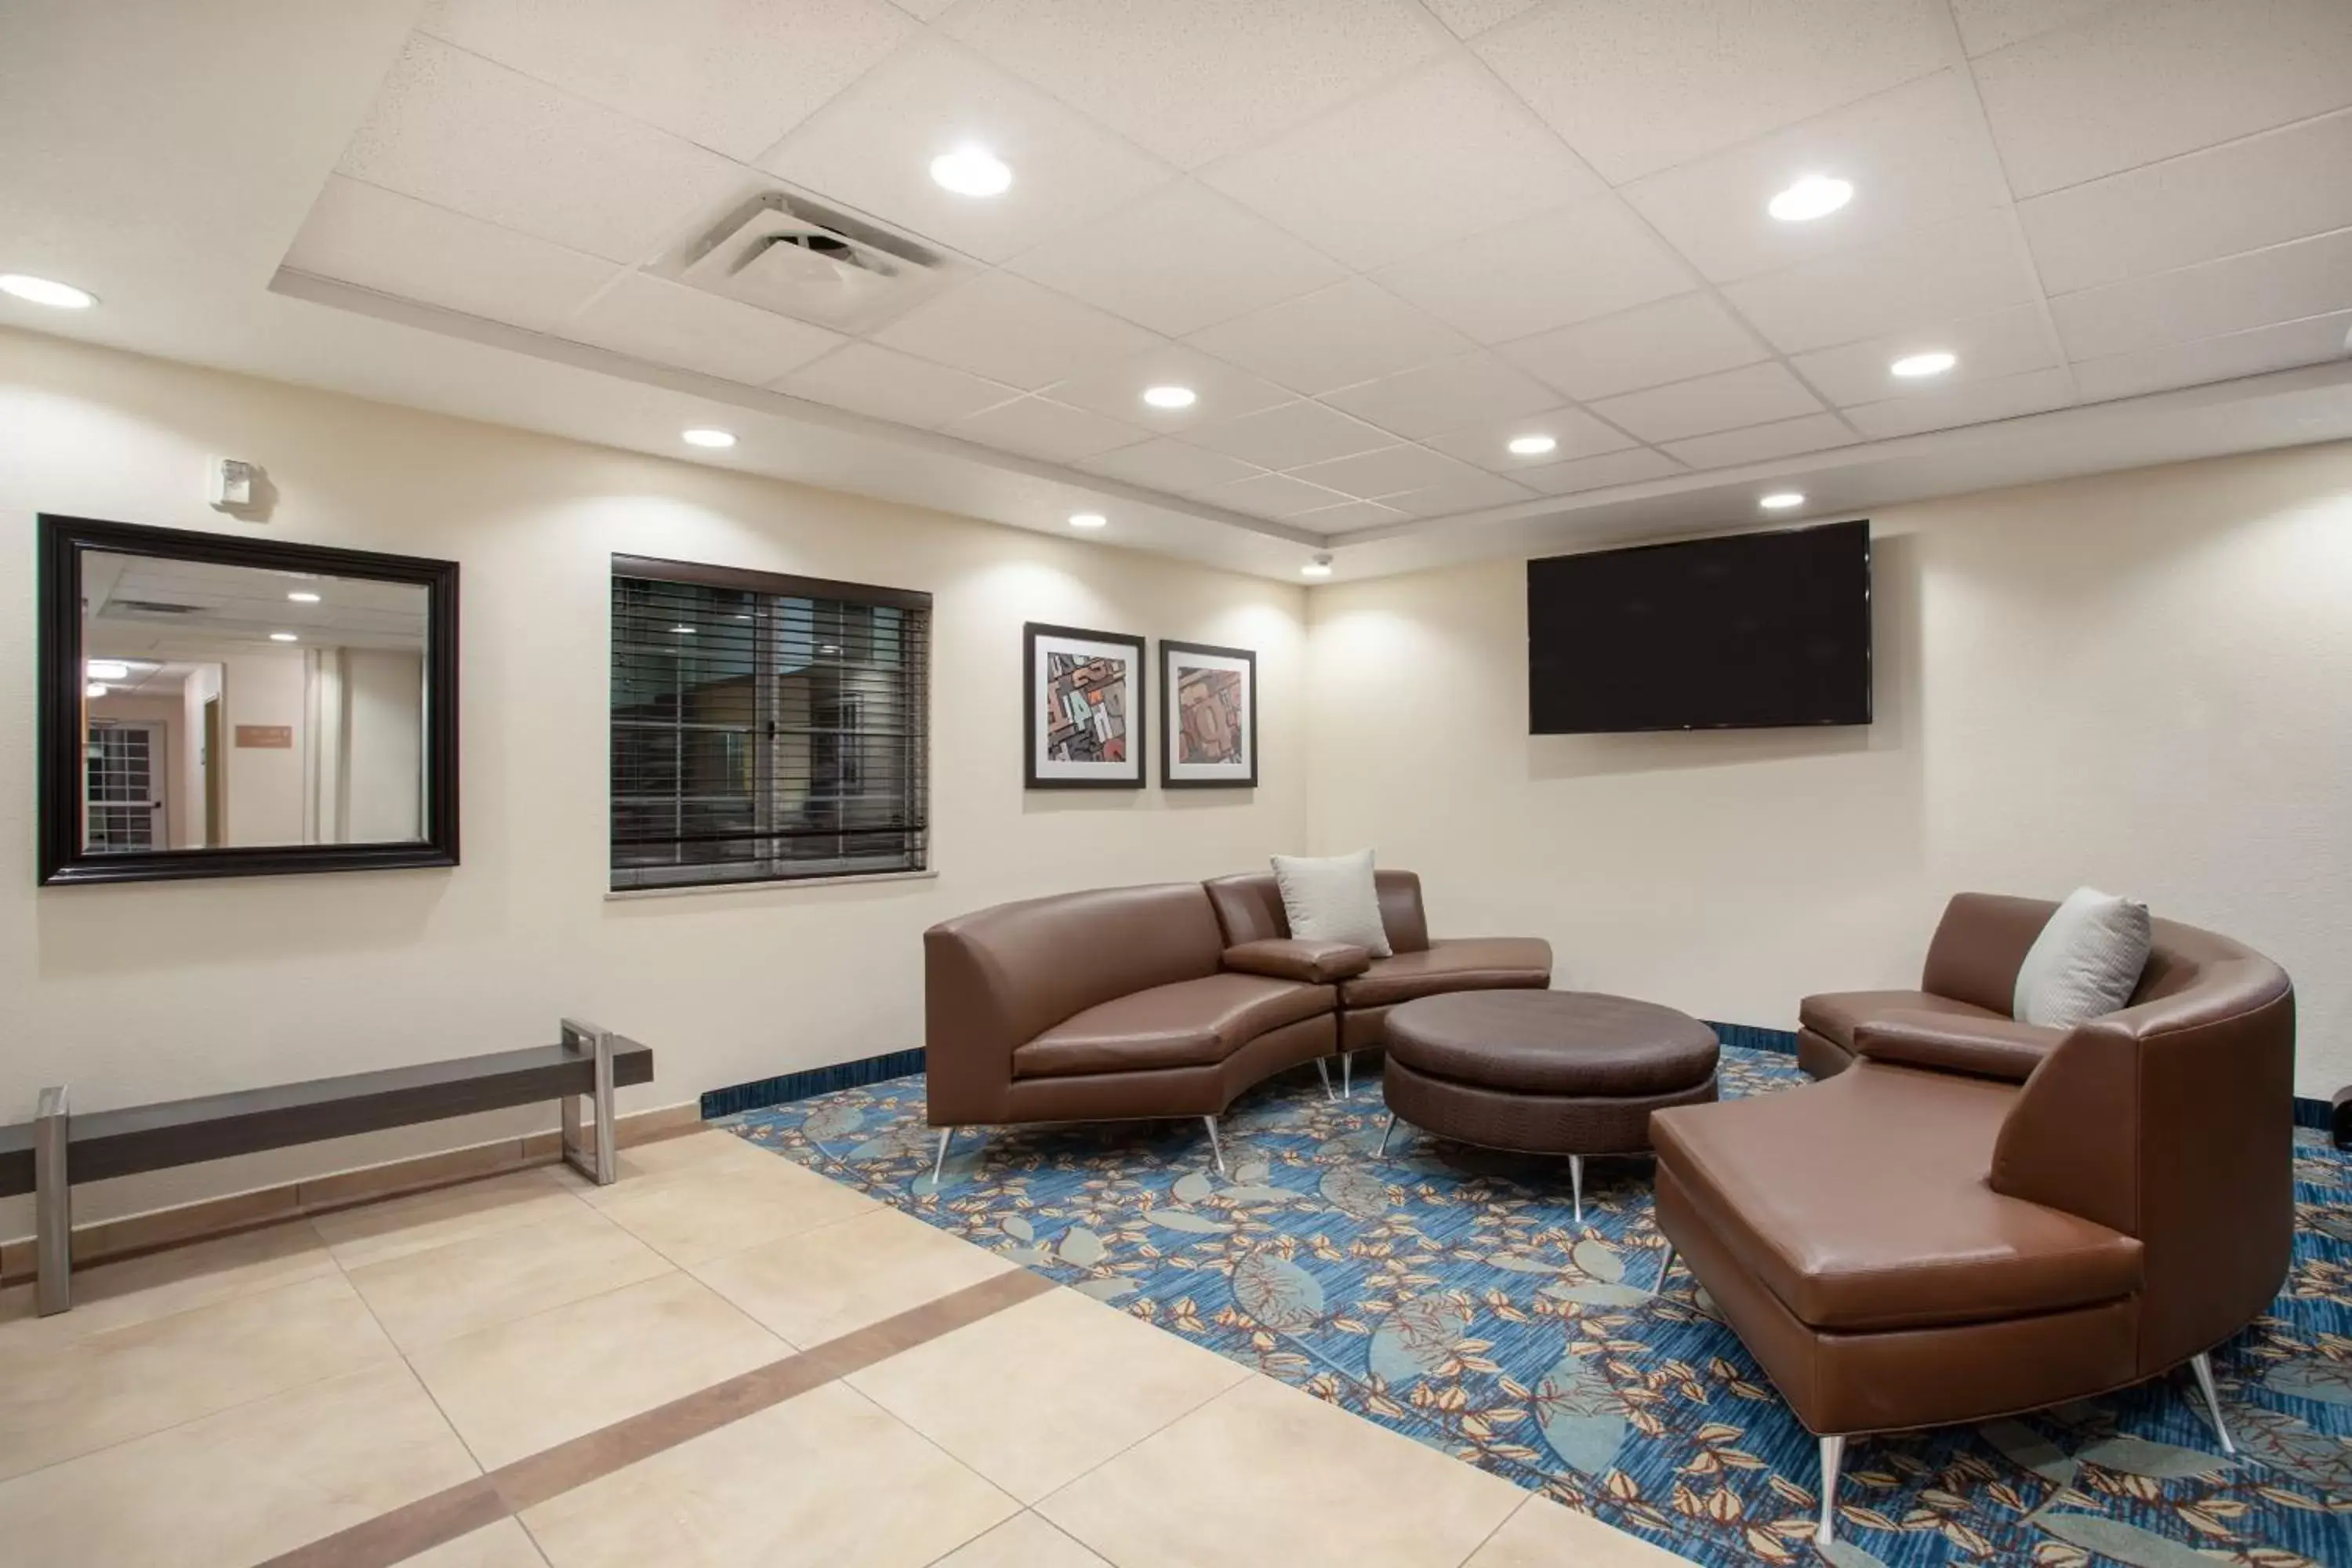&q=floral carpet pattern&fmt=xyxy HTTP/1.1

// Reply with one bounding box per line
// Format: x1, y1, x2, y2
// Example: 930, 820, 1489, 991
723, 1046, 2352, 1567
